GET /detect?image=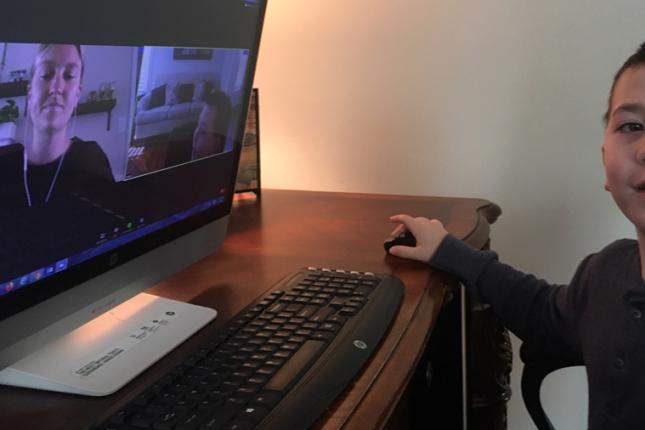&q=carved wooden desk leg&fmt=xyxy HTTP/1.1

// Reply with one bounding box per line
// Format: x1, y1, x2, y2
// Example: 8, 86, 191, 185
409, 286, 463, 428
467, 239, 513, 430
467, 297, 513, 430
413, 268, 513, 428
